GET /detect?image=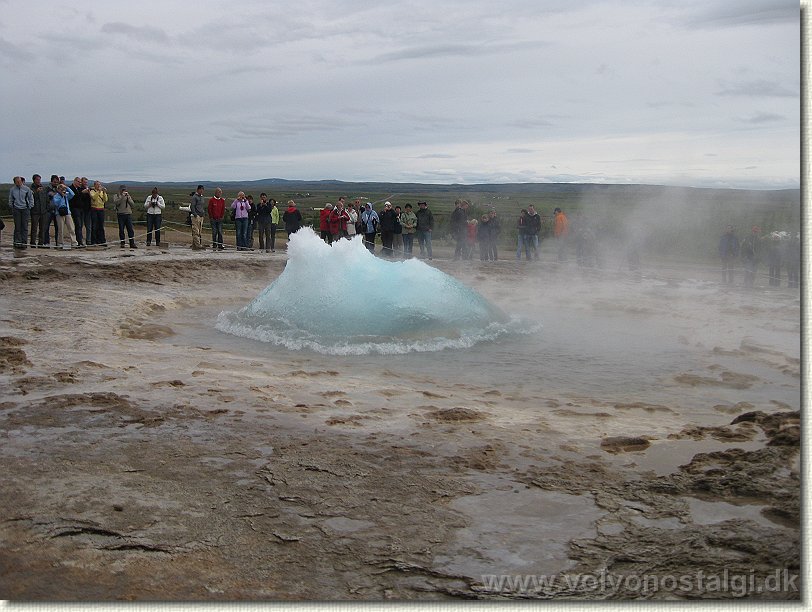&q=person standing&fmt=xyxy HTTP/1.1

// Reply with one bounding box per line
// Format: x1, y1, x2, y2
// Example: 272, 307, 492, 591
477, 213, 491, 261
75, 177, 93, 245
718, 225, 739, 285
319, 203, 334, 244
487, 208, 500, 261
450, 199, 468, 260
400, 203, 417, 257
30, 174, 50, 247
346, 202, 358, 241
44, 175, 61, 247
516, 209, 532, 261
269, 199, 279, 251
89, 180, 108, 246
378, 201, 398, 256
785, 232, 800, 289
231, 191, 250, 250
52, 183, 78, 250
246, 194, 257, 249
415, 200, 434, 259
145, 187, 165, 247
330, 198, 350, 241
740, 225, 761, 288
189, 185, 205, 250
353, 198, 365, 236
527, 204, 541, 260
113, 185, 137, 249
766, 232, 783, 287
553, 207, 569, 262
256, 193, 273, 252
67, 178, 83, 245
207, 187, 226, 250
8, 176, 34, 249
361, 203, 380, 253
282, 200, 302, 238
393, 205, 404, 256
